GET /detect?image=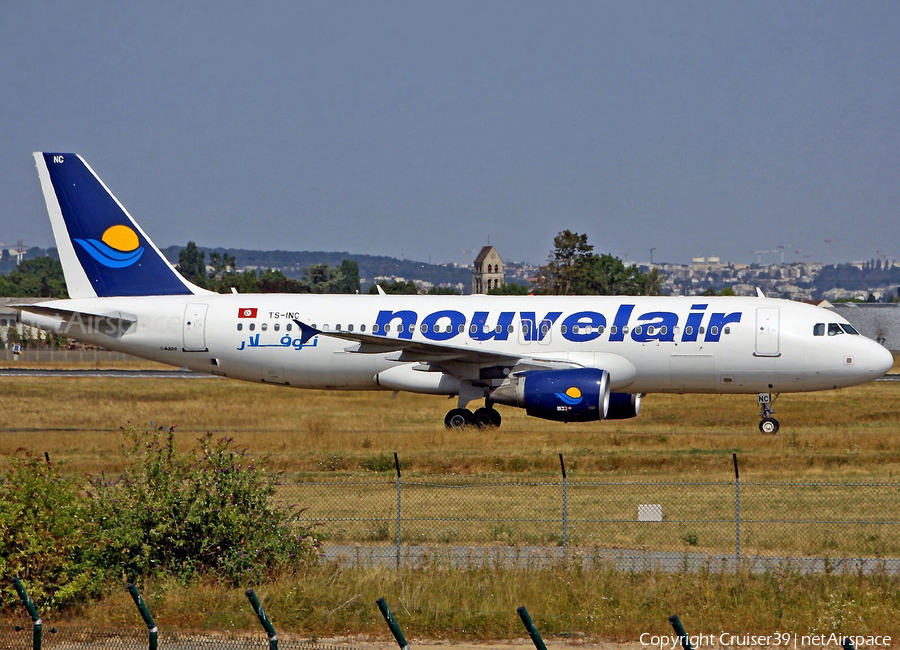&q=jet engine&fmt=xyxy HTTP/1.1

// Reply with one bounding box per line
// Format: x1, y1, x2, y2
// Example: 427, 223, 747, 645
605, 392, 642, 419
490, 368, 610, 422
